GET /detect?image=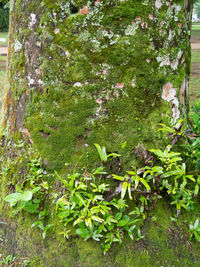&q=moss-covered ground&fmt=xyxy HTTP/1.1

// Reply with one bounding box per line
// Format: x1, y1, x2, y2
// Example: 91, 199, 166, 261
1, 198, 200, 266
